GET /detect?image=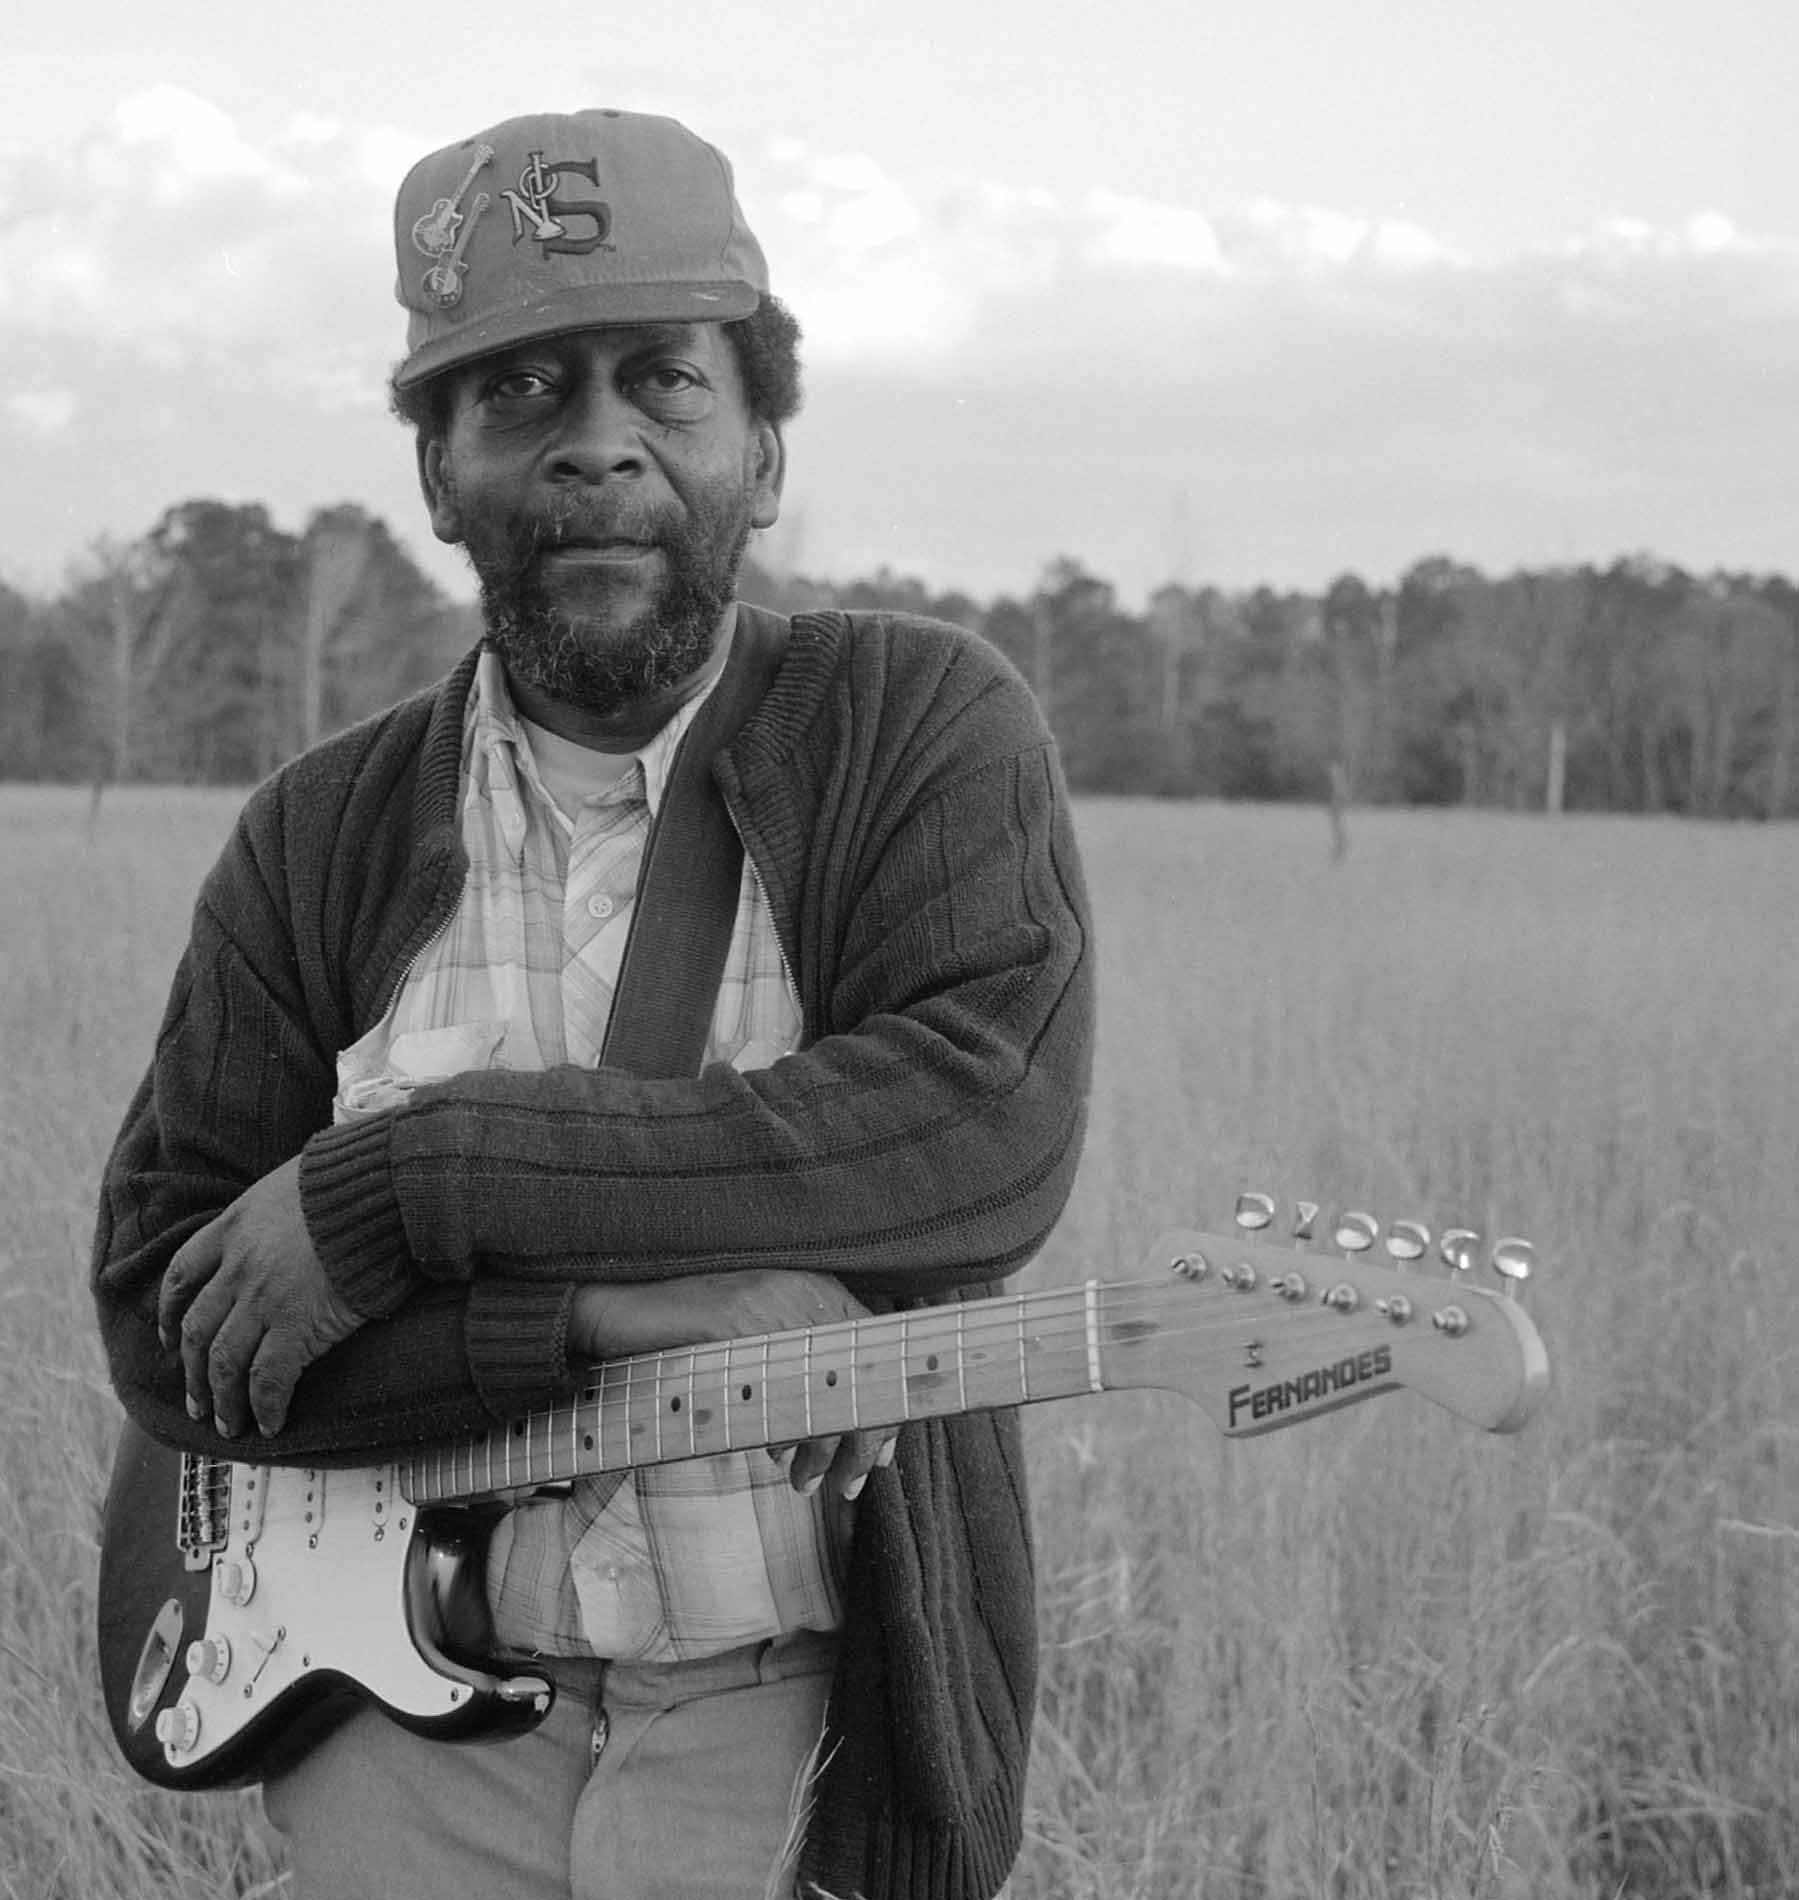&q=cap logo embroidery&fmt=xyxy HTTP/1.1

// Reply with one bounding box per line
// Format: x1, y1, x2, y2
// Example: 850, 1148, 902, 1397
501, 150, 612, 256
411, 143, 494, 259
411, 143, 496, 309
417, 192, 490, 307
